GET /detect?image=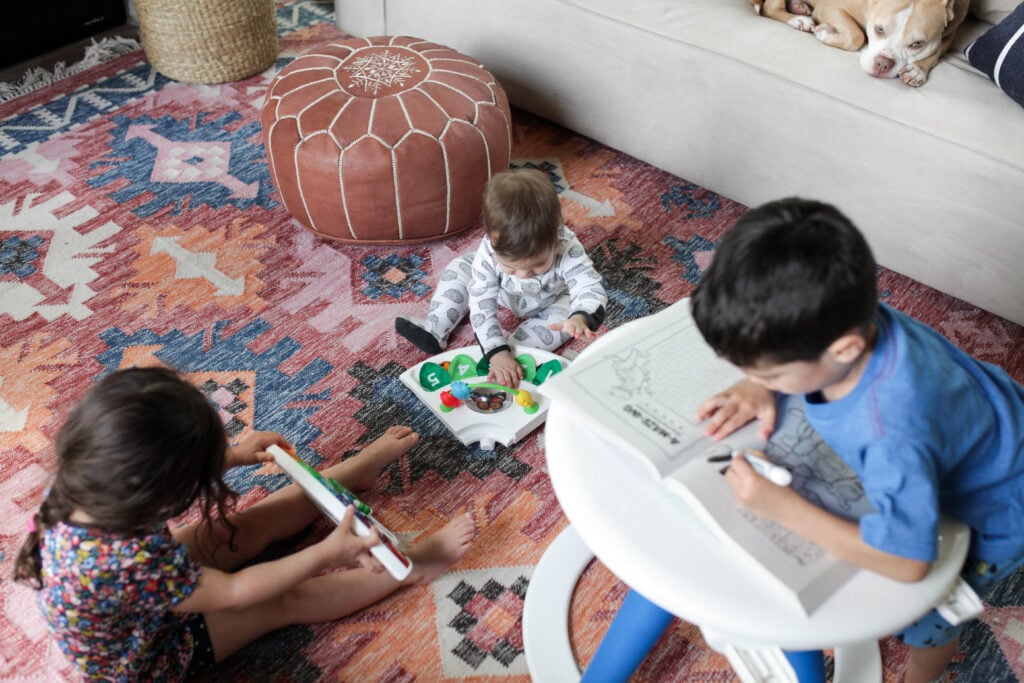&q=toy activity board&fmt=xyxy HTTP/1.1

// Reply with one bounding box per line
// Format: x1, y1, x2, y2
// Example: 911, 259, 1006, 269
267, 444, 413, 580
399, 345, 569, 450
